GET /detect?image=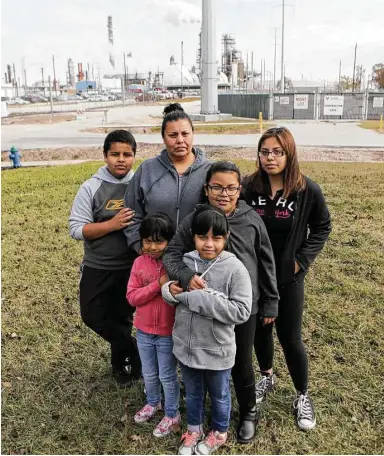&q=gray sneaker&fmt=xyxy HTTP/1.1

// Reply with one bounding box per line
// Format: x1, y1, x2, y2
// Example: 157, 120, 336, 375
255, 374, 275, 404
293, 393, 316, 431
